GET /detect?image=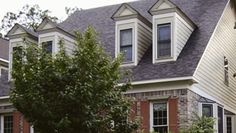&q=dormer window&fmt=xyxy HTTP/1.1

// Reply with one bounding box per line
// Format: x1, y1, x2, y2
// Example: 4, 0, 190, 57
42, 41, 53, 54
157, 23, 171, 58
120, 28, 133, 62
149, 0, 196, 64
112, 3, 152, 66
